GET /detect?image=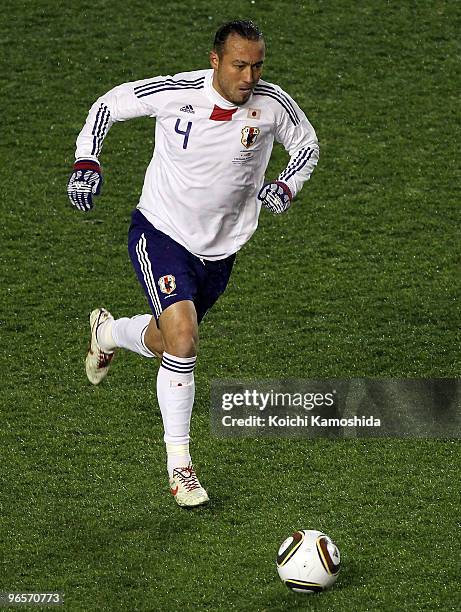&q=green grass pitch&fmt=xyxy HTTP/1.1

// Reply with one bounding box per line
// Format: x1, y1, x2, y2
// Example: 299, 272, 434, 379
1, 1, 460, 610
